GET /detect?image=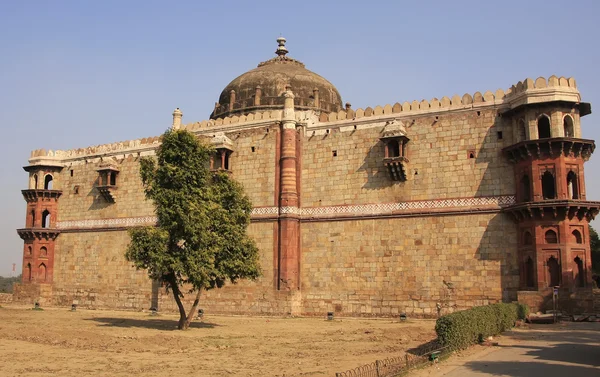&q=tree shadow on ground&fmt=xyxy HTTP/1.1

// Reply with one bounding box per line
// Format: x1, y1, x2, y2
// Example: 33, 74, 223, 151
506, 324, 600, 344
86, 317, 219, 331
490, 338, 600, 368
405, 339, 443, 356
464, 360, 599, 377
